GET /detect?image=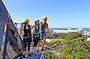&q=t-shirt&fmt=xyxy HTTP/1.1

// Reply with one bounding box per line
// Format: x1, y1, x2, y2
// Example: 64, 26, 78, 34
41, 23, 48, 34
